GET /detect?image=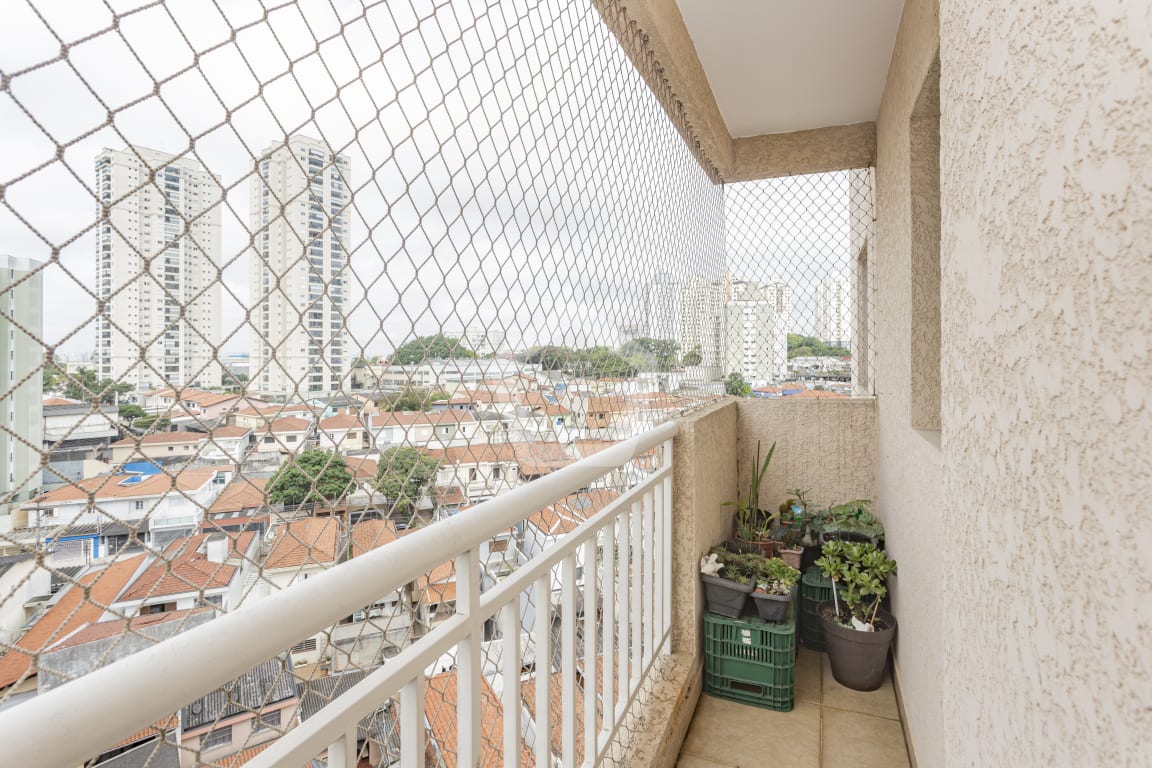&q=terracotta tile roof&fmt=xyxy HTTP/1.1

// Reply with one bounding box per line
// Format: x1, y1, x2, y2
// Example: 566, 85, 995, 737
418, 561, 456, 605
423, 672, 534, 768
571, 439, 618, 457
422, 444, 519, 464
148, 389, 240, 408
208, 477, 269, 514
345, 457, 379, 481
527, 490, 620, 538
213, 739, 276, 767
118, 532, 255, 602
375, 411, 475, 427
106, 714, 181, 751
265, 518, 340, 570
510, 442, 574, 476
0, 555, 145, 689
235, 403, 317, 418
46, 606, 215, 652
318, 413, 369, 431
518, 391, 553, 407
349, 520, 399, 558
42, 397, 81, 406
520, 672, 590, 765
434, 486, 467, 506
110, 431, 208, 448
29, 468, 220, 505
210, 425, 252, 438
256, 416, 313, 434
582, 397, 628, 412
